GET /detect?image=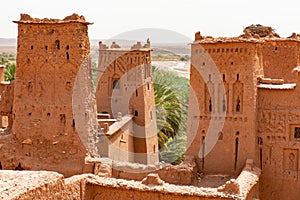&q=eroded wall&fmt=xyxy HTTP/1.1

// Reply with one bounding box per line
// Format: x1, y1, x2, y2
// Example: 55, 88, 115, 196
0, 14, 97, 177
262, 40, 300, 83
